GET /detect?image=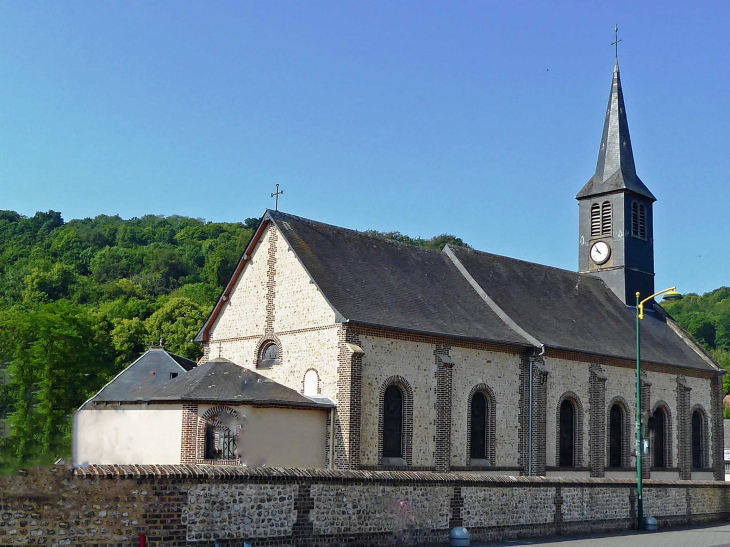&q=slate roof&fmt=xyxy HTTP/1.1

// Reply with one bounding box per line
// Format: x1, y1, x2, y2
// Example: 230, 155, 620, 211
268, 210, 530, 346
81, 347, 196, 408
197, 209, 714, 373
576, 61, 656, 201
448, 246, 714, 371
138, 358, 333, 408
